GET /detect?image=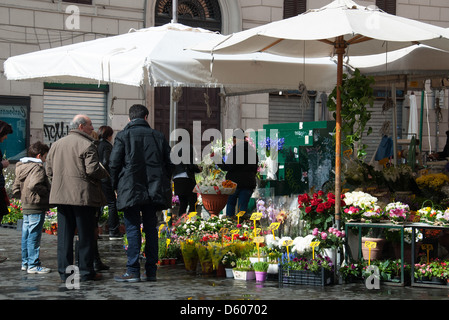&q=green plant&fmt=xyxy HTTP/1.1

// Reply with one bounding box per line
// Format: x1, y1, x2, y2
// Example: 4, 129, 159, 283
328, 68, 375, 160
339, 261, 365, 280
253, 261, 269, 272
221, 251, 237, 268
234, 258, 253, 271
1, 198, 23, 224
167, 242, 180, 259
267, 250, 282, 263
